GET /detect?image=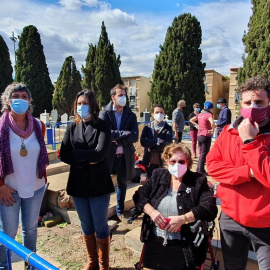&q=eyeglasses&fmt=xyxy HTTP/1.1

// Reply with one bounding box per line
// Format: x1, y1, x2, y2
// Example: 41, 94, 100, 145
169, 159, 186, 165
